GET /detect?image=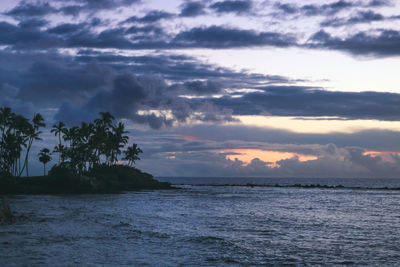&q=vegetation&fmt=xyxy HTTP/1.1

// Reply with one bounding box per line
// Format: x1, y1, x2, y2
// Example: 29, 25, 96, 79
0, 107, 45, 177
0, 107, 171, 194
38, 148, 52, 176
